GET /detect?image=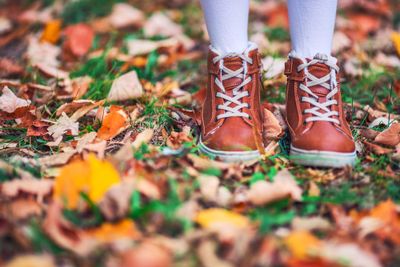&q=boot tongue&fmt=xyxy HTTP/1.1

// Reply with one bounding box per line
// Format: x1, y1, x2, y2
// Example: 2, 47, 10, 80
221, 57, 245, 91
307, 62, 331, 97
